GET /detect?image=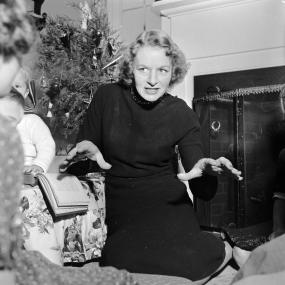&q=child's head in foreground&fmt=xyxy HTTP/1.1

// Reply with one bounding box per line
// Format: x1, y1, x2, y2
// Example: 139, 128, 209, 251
0, 89, 24, 125
0, 0, 35, 97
